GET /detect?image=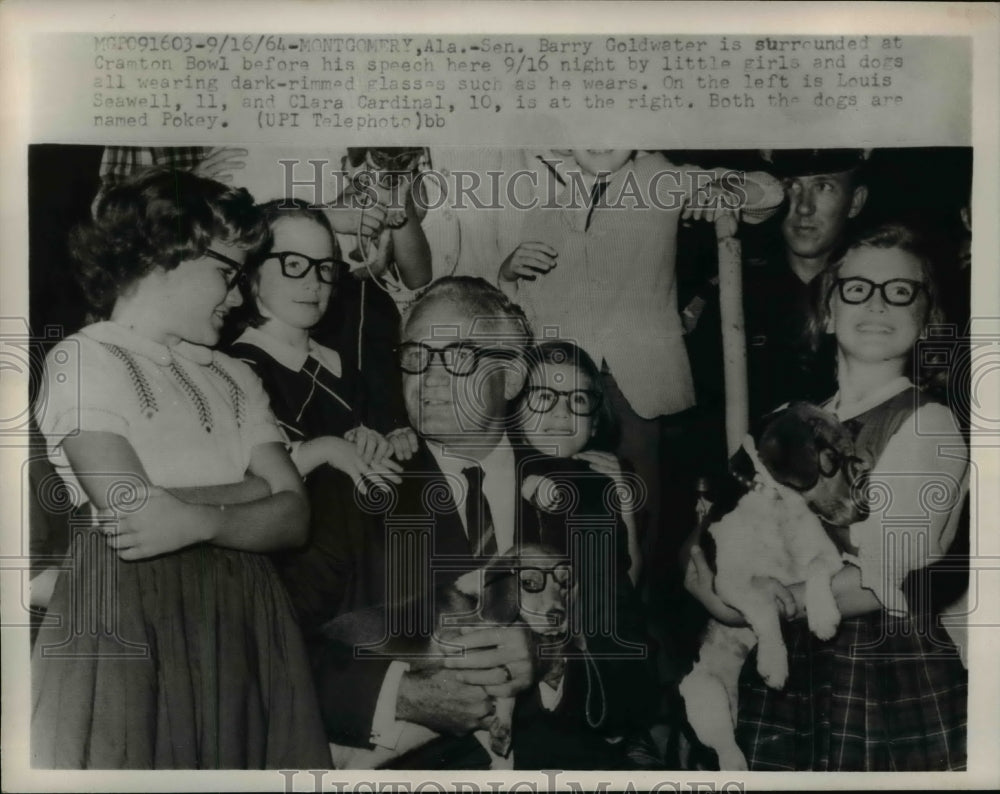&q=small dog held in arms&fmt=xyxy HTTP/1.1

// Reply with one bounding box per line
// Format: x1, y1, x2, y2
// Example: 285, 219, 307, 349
322, 540, 577, 769
679, 402, 871, 771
